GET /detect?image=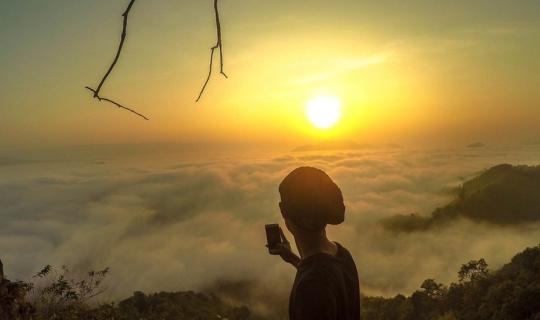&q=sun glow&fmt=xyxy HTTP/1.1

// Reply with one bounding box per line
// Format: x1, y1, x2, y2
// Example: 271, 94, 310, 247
306, 96, 342, 129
